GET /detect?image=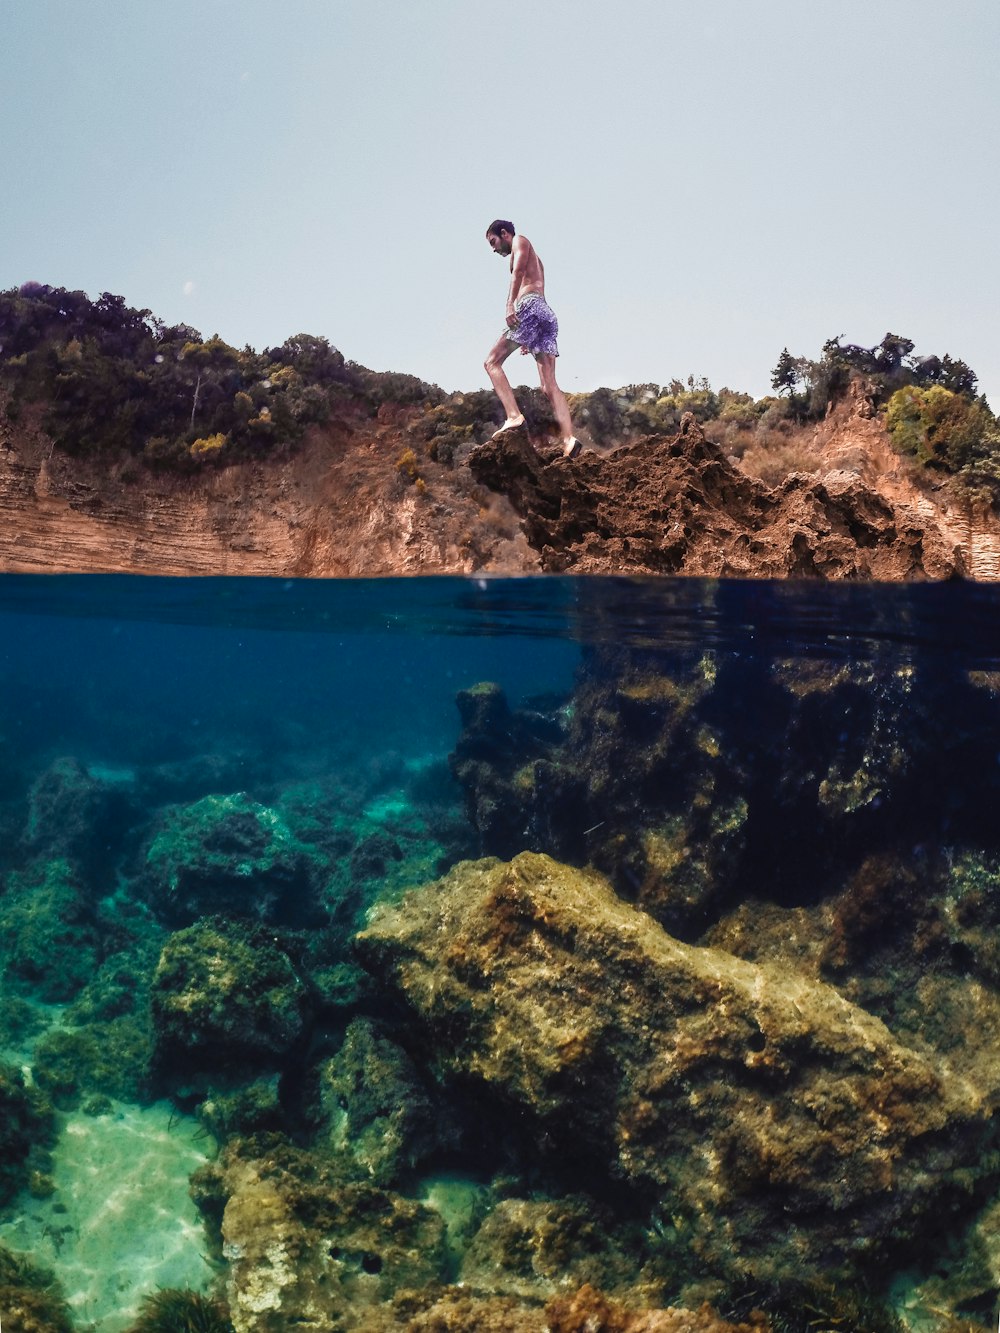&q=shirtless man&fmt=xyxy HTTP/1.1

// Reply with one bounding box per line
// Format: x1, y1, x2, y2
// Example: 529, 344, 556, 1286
484, 220, 580, 458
